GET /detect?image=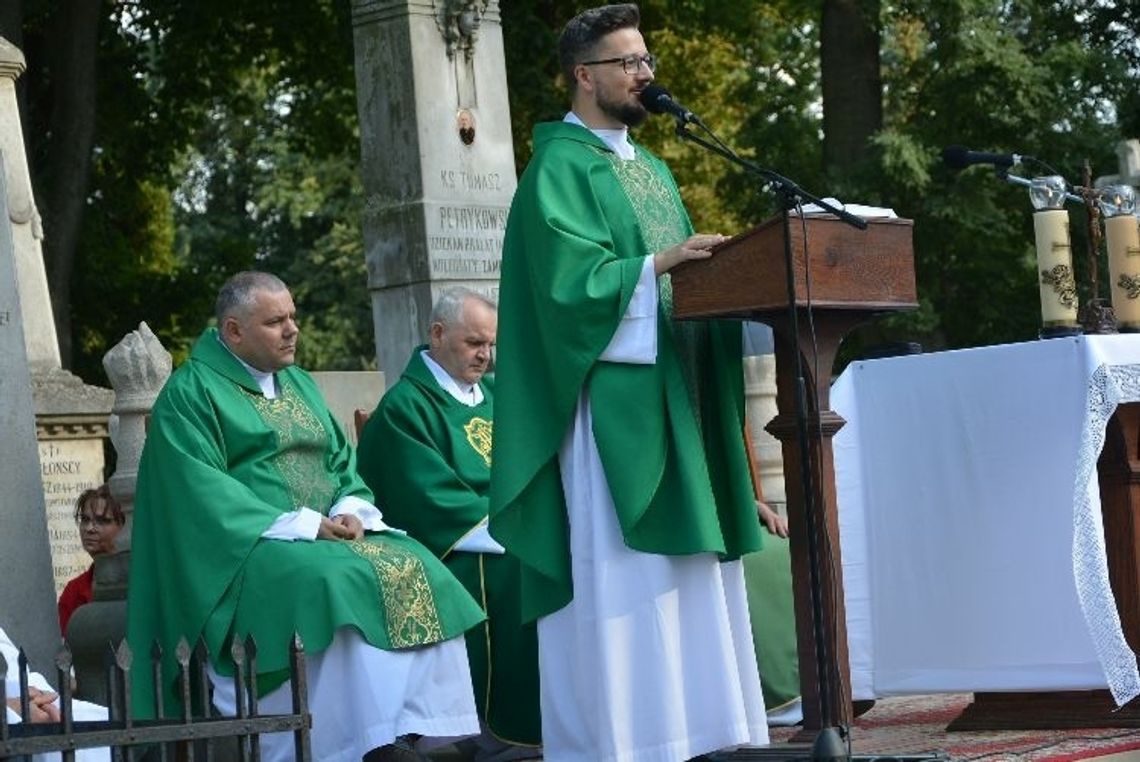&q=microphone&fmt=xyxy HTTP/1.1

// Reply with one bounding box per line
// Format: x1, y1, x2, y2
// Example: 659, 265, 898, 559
942, 145, 1023, 170
639, 84, 701, 125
